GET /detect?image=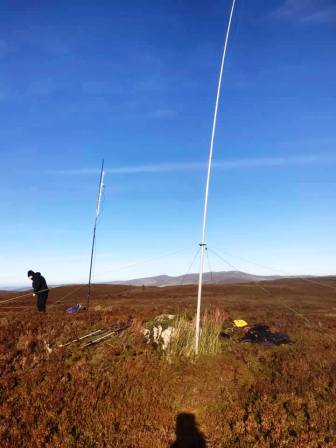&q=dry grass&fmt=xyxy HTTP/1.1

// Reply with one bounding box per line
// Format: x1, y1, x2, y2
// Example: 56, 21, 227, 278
167, 308, 227, 358
0, 280, 336, 447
